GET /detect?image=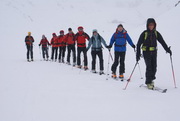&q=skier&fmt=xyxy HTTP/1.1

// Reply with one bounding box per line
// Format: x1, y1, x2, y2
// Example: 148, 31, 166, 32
136, 18, 172, 89
107, 24, 135, 79
50, 33, 59, 61
58, 30, 66, 63
86, 29, 108, 75
75, 26, 90, 70
25, 32, 34, 62
39, 35, 50, 61
64, 28, 76, 66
